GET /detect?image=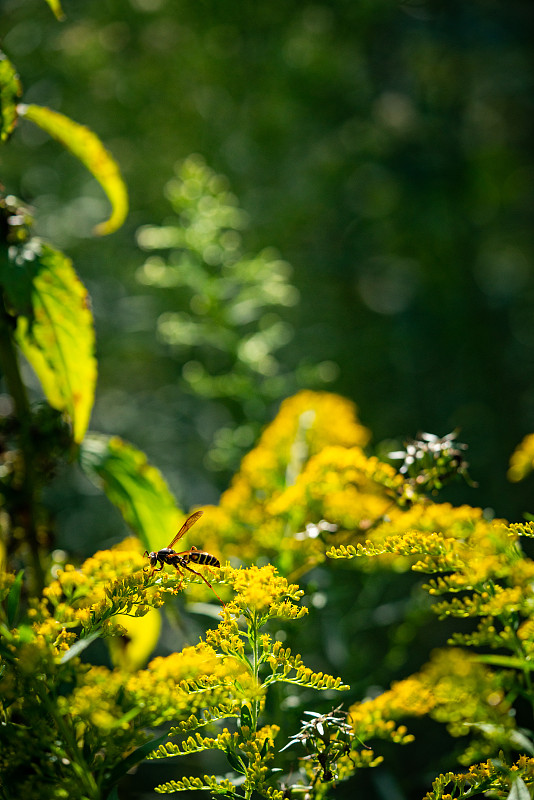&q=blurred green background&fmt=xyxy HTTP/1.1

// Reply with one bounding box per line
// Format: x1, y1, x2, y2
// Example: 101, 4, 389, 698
3, 2, 534, 797
2, 0, 534, 553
